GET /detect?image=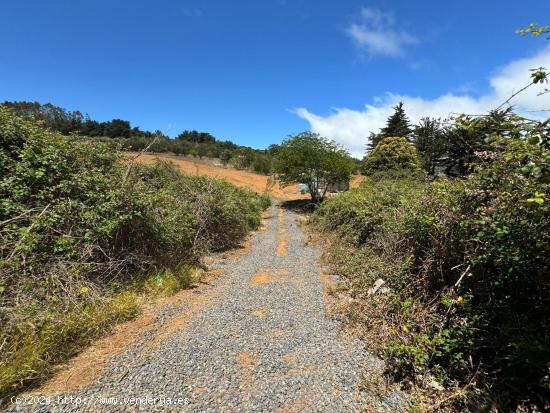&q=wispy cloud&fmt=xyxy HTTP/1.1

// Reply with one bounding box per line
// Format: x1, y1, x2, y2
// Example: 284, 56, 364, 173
166, 122, 176, 133
182, 8, 203, 17
346, 7, 418, 58
408, 60, 430, 71
295, 46, 550, 158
